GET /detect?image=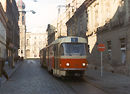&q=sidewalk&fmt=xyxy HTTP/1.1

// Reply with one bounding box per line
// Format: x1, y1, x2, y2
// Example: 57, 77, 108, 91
85, 69, 130, 94
1, 61, 22, 84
